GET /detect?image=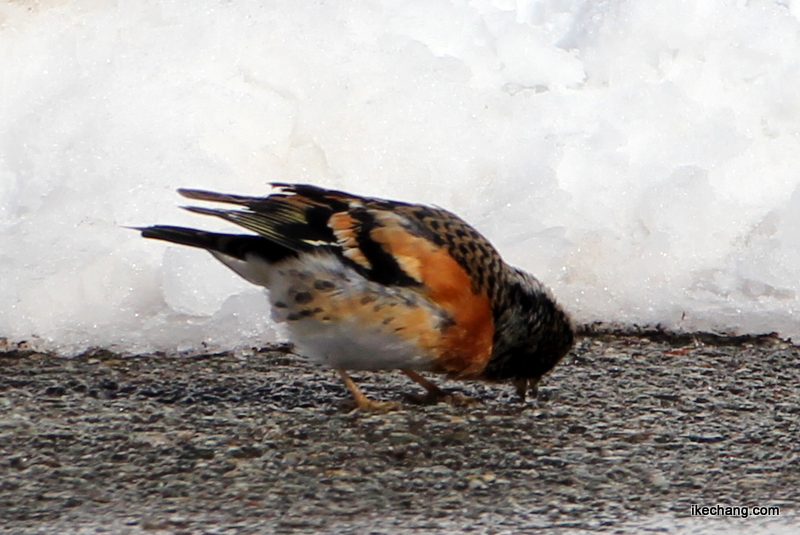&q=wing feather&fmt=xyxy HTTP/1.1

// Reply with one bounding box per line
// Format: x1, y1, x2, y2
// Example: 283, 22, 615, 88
174, 183, 502, 299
